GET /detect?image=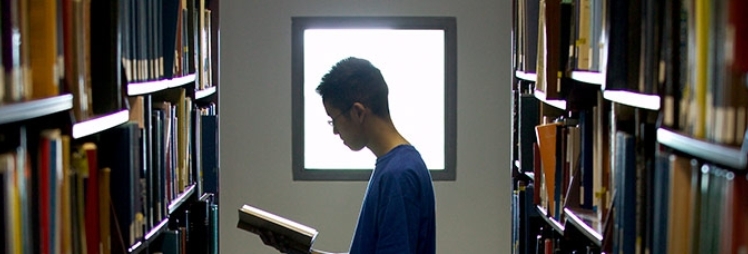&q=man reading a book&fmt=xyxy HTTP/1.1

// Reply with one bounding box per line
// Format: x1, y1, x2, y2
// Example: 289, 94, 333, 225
278, 57, 434, 254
